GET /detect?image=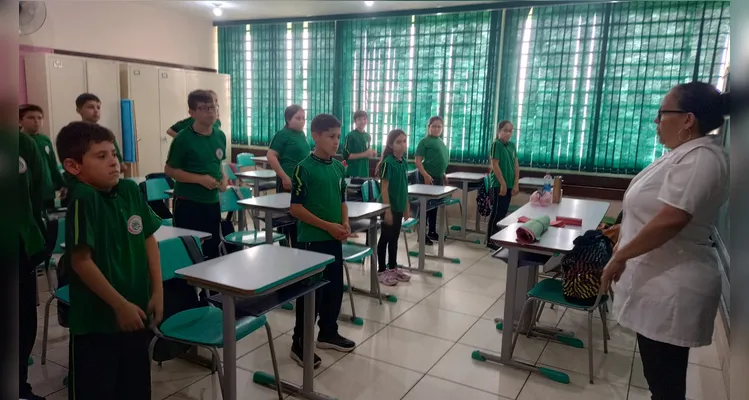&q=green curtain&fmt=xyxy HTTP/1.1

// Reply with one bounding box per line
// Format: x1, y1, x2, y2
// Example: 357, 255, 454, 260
248, 23, 287, 146
217, 25, 248, 145
304, 21, 337, 130
412, 11, 499, 163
